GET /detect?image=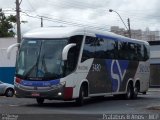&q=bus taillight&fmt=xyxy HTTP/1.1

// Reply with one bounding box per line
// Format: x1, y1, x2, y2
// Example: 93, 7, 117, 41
64, 87, 73, 100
